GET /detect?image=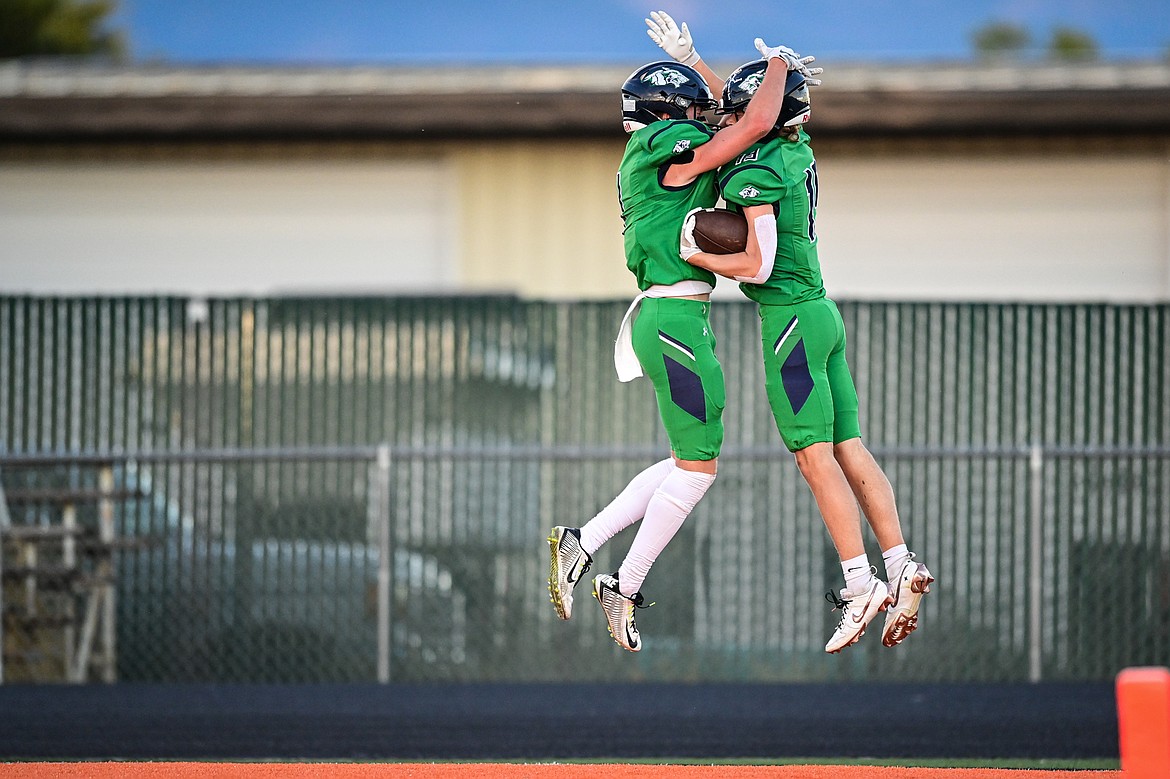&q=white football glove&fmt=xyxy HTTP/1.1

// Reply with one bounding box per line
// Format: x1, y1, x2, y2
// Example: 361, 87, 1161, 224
680, 207, 704, 261
646, 10, 700, 67
753, 38, 799, 62
754, 38, 824, 87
